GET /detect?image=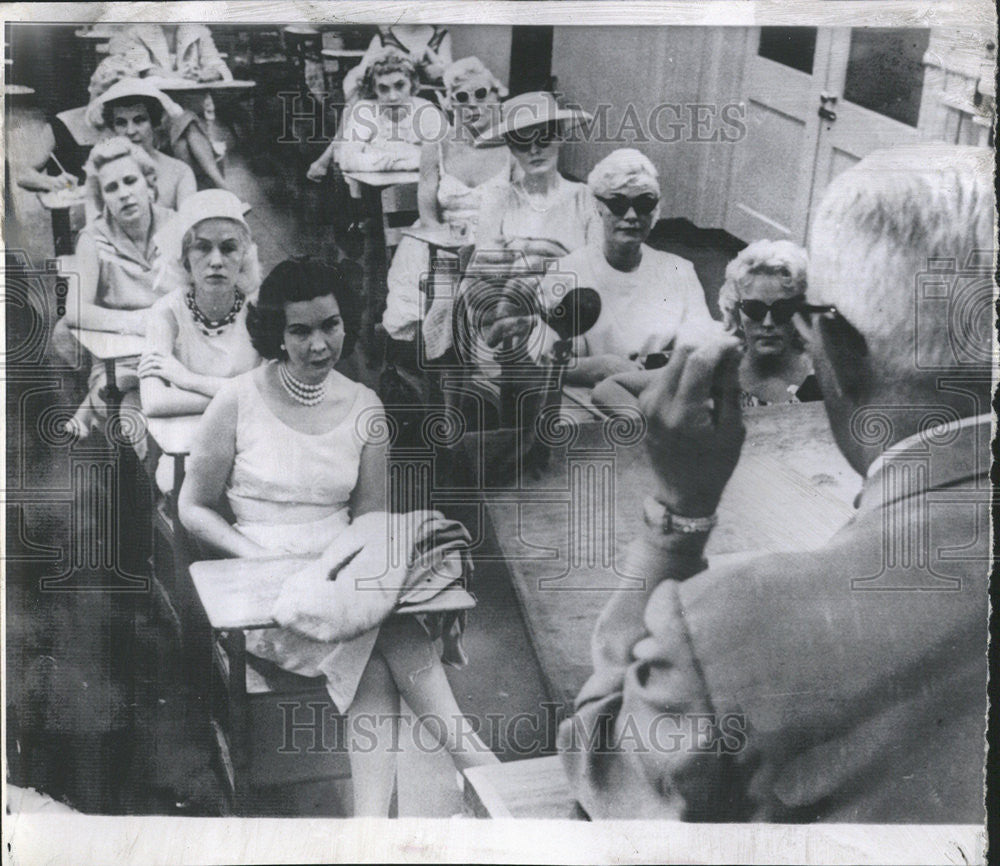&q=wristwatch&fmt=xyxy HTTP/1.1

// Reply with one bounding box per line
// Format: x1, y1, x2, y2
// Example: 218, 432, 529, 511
642, 496, 718, 535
